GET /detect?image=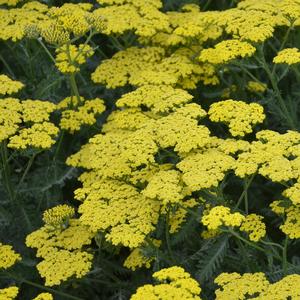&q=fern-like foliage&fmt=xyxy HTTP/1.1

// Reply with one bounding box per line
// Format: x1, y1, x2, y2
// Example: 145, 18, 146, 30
192, 234, 230, 282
